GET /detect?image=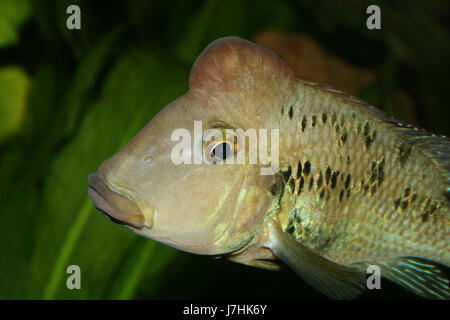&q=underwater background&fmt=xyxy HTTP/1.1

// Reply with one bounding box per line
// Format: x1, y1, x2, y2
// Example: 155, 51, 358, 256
0, 0, 448, 299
